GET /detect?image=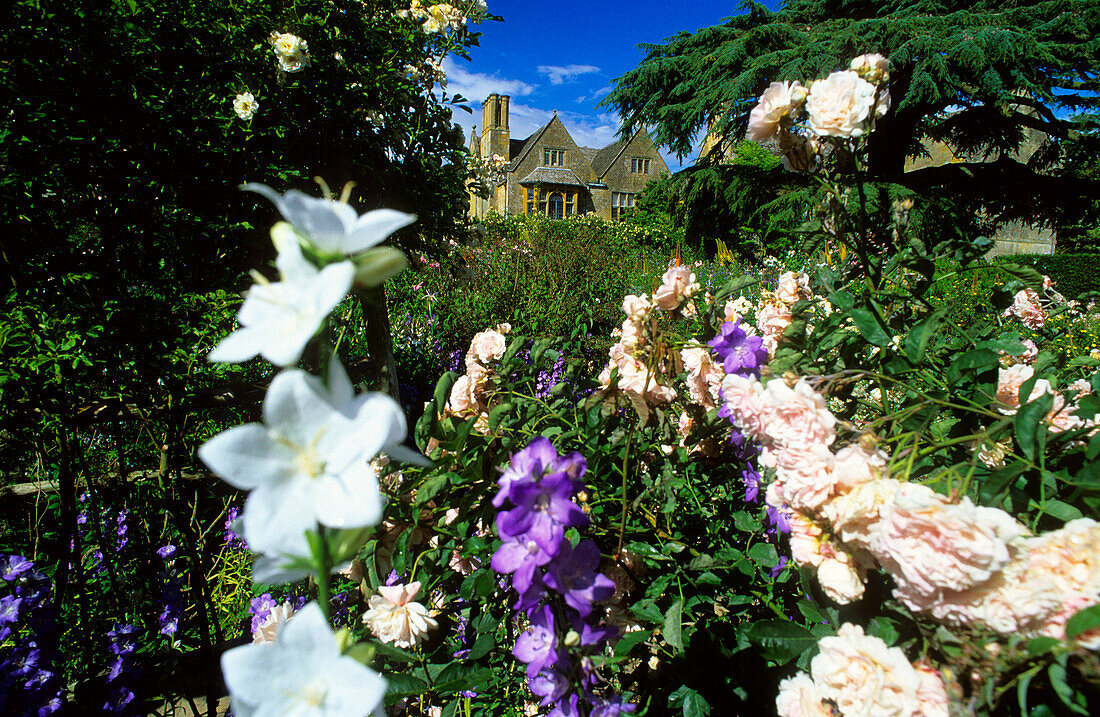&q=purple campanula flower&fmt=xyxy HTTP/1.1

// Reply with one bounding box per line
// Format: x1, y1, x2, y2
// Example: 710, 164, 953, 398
1, 555, 33, 580
248, 594, 278, 633
708, 319, 767, 377
106, 624, 138, 656
385, 570, 401, 586
156, 544, 176, 559
770, 556, 789, 578
543, 541, 615, 618
767, 503, 791, 534
494, 436, 560, 508
529, 669, 571, 706
513, 605, 561, 678
497, 472, 588, 554
591, 696, 637, 717
39, 694, 64, 715
742, 465, 761, 503
0, 595, 22, 625
115, 510, 130, 551
548, 693, 582, 717
491, 532, 553, 595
